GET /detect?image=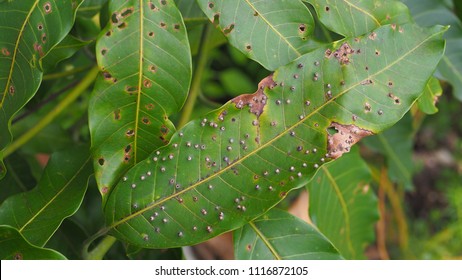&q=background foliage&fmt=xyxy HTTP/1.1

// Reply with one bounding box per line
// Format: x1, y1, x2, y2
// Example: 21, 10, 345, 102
0, 0, 460, 260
